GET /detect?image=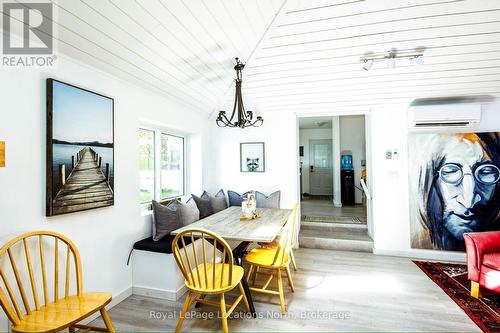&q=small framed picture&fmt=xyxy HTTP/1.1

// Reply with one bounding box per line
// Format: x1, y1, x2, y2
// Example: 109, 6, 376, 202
240, 142, 265, 172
